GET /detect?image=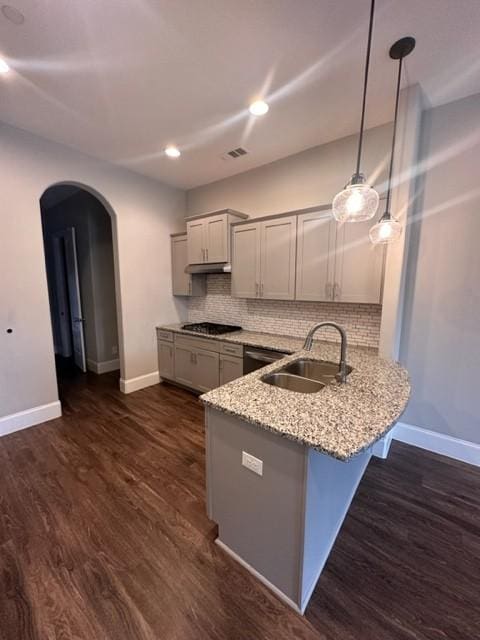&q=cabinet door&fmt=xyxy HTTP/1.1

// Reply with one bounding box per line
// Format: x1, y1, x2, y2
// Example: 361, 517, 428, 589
231, 222, 261, 299
158, 340, 174, 380
205, 214, 228, 263
296, 211, 335, 301
334, 220, 385, 303
187, 220, 205, 264
260, 216, 297, 300
174, 345, 196, 387
193, 349, 220, 392
219, 355, 243, 385
171, 236, 191, 296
